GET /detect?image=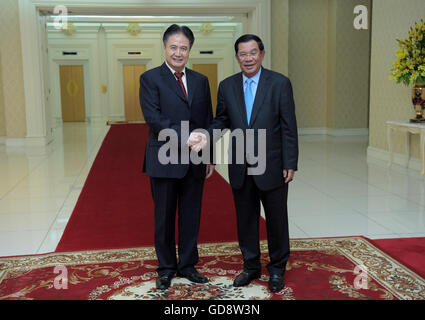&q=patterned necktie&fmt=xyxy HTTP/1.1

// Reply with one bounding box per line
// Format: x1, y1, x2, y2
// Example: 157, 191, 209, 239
244, 78, 254, 123
174, 72, 188, 100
